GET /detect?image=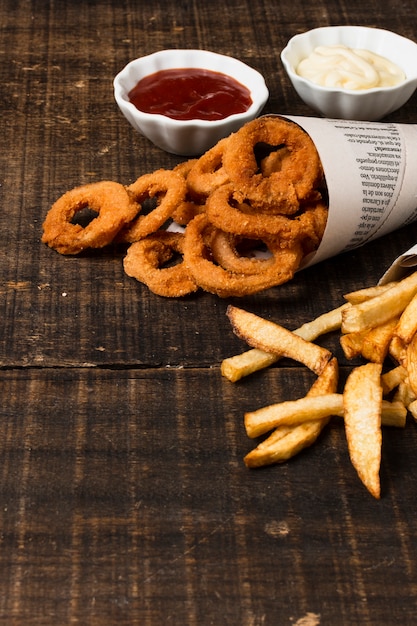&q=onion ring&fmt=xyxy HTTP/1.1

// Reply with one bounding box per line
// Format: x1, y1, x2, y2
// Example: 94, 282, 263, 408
42, 117, 328, 299
186, 137, 230, 198
123, 231, 198, 297
41, 180, 139, 255
260, 148, 290, 177
171, 200, 206, 226
206, 183, 295, 239
183, 214, 303, 297
206, 183, 328, 243
118, 169, 187, 243
296, 203, 329, 253
171, 159, 207, 225
223, 116, 323, 213
173, 159, 198, 178
210, 230, 279, 276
